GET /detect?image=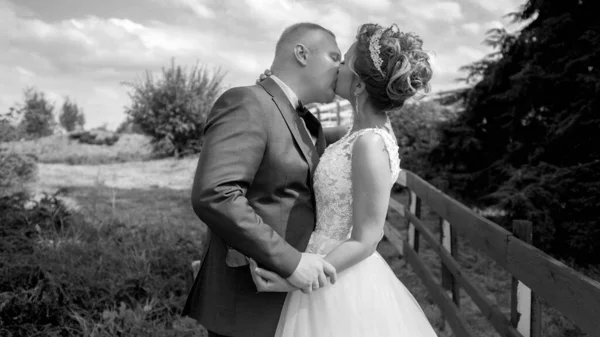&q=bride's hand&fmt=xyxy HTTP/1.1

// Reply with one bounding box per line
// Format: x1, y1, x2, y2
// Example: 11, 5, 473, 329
249, 258, 297, 292
255, 69, 273, 84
